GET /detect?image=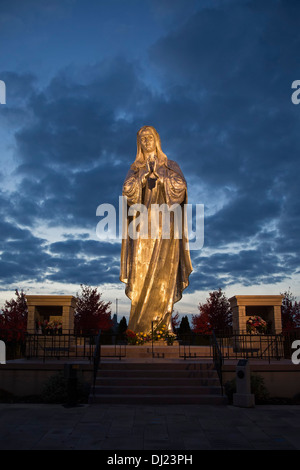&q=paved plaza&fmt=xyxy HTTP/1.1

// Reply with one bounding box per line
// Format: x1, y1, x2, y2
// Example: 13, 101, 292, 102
0, 402, 299, 450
